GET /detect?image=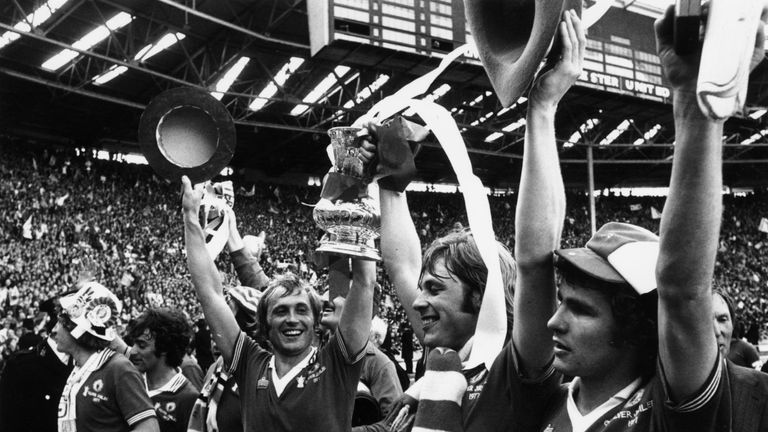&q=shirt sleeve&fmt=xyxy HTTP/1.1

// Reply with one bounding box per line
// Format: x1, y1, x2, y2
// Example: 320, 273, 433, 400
744, 343, 761, 367
113, 360, 156, 427
182, 362, 205, 391
227, 331, 268, 381
361, 349, 404, 416
655, 354, 729, 432
335, 329, 367, 365
466, 340, 562, 432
